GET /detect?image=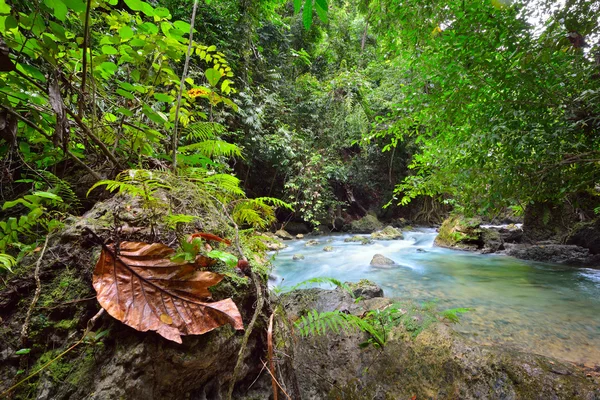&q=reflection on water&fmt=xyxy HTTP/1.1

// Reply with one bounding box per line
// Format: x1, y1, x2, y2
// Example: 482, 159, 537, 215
271, 229, 600, 365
